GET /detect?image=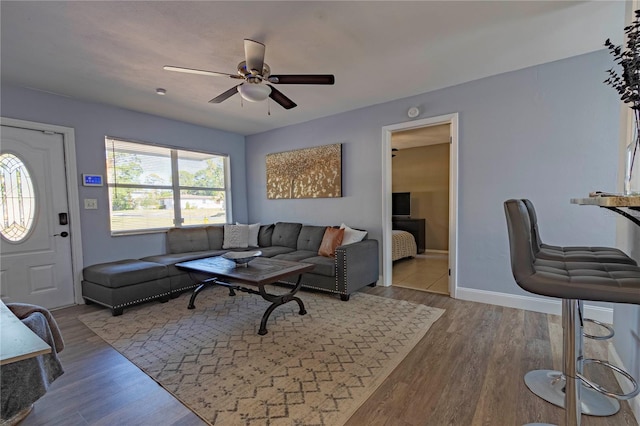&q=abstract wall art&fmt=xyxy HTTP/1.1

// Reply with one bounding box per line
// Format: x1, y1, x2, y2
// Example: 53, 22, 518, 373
266, 143, 342, 199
